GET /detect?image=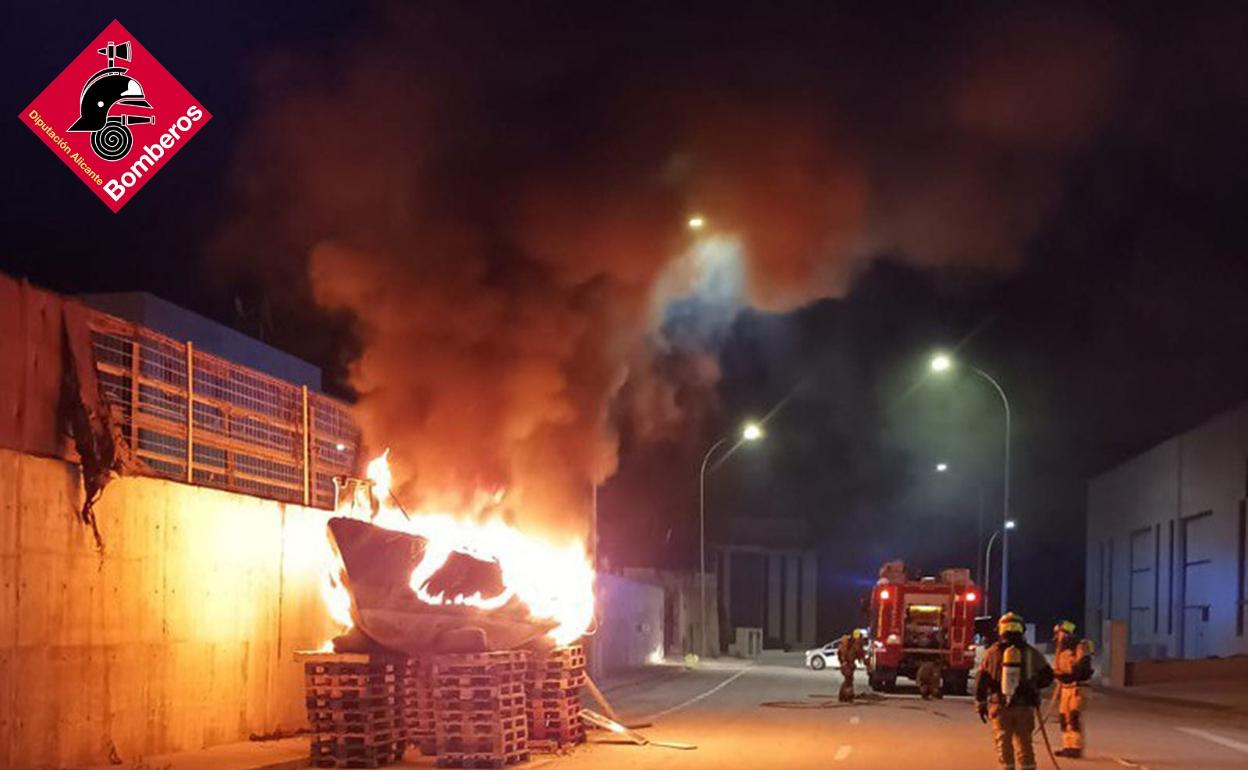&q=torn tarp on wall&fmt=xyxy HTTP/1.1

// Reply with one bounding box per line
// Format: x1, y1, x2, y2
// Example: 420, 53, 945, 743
60, 300, 130, 547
